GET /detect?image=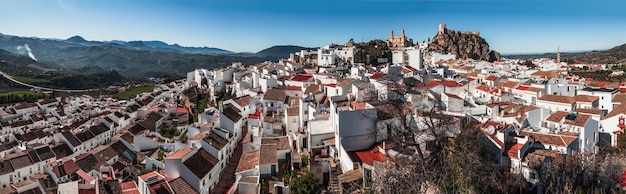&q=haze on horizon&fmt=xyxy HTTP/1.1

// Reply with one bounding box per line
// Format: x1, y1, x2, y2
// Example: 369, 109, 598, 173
0, 0, 624, 54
